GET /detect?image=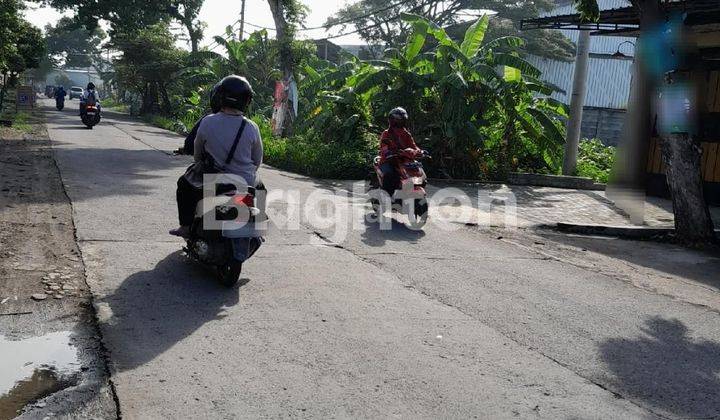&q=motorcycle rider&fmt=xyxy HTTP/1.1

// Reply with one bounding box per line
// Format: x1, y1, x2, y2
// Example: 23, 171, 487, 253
170, 75, 263, 238
80, 82, 101, 116
55, 86, 67, 109
378, 107, 422, 196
